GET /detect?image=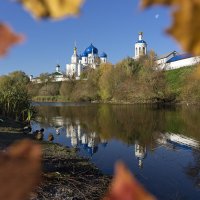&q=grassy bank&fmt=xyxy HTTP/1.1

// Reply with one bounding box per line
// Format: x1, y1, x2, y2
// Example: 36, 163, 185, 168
0, 118, 110, 199
165, 66, 194, 96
